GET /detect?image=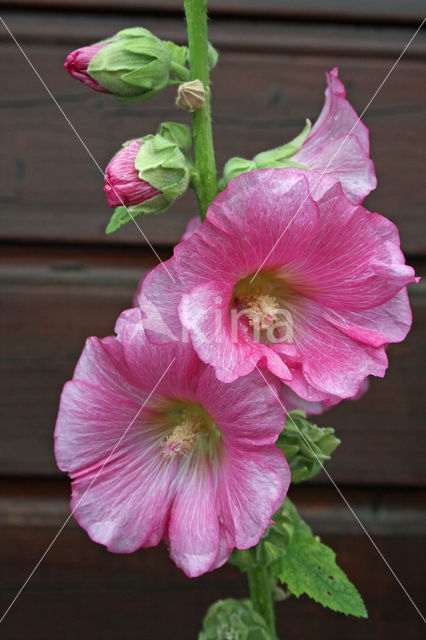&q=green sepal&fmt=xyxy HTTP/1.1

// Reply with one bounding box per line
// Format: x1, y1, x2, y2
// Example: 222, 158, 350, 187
164, 42, 190, 83
221, 157, 257, 187
164, 41, 188, 69
135, 133, 190, 202
207, 42, 219, 70
253, 119, 311, 167
219, 120, 311, 188
271, 528, 368, 618
277, 410, 340, 483
88, 29, 171, 101
229, 498, 306, 572
157, 122, 193, 154
105, 193, 170, 234
199, 599, 272, 640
